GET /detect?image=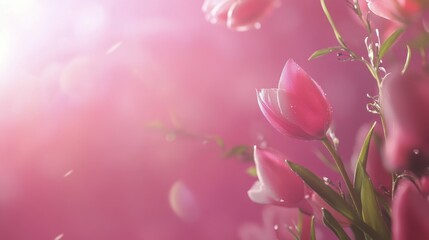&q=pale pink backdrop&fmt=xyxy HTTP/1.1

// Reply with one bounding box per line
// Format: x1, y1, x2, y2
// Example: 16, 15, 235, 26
0, 0, 378, 239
